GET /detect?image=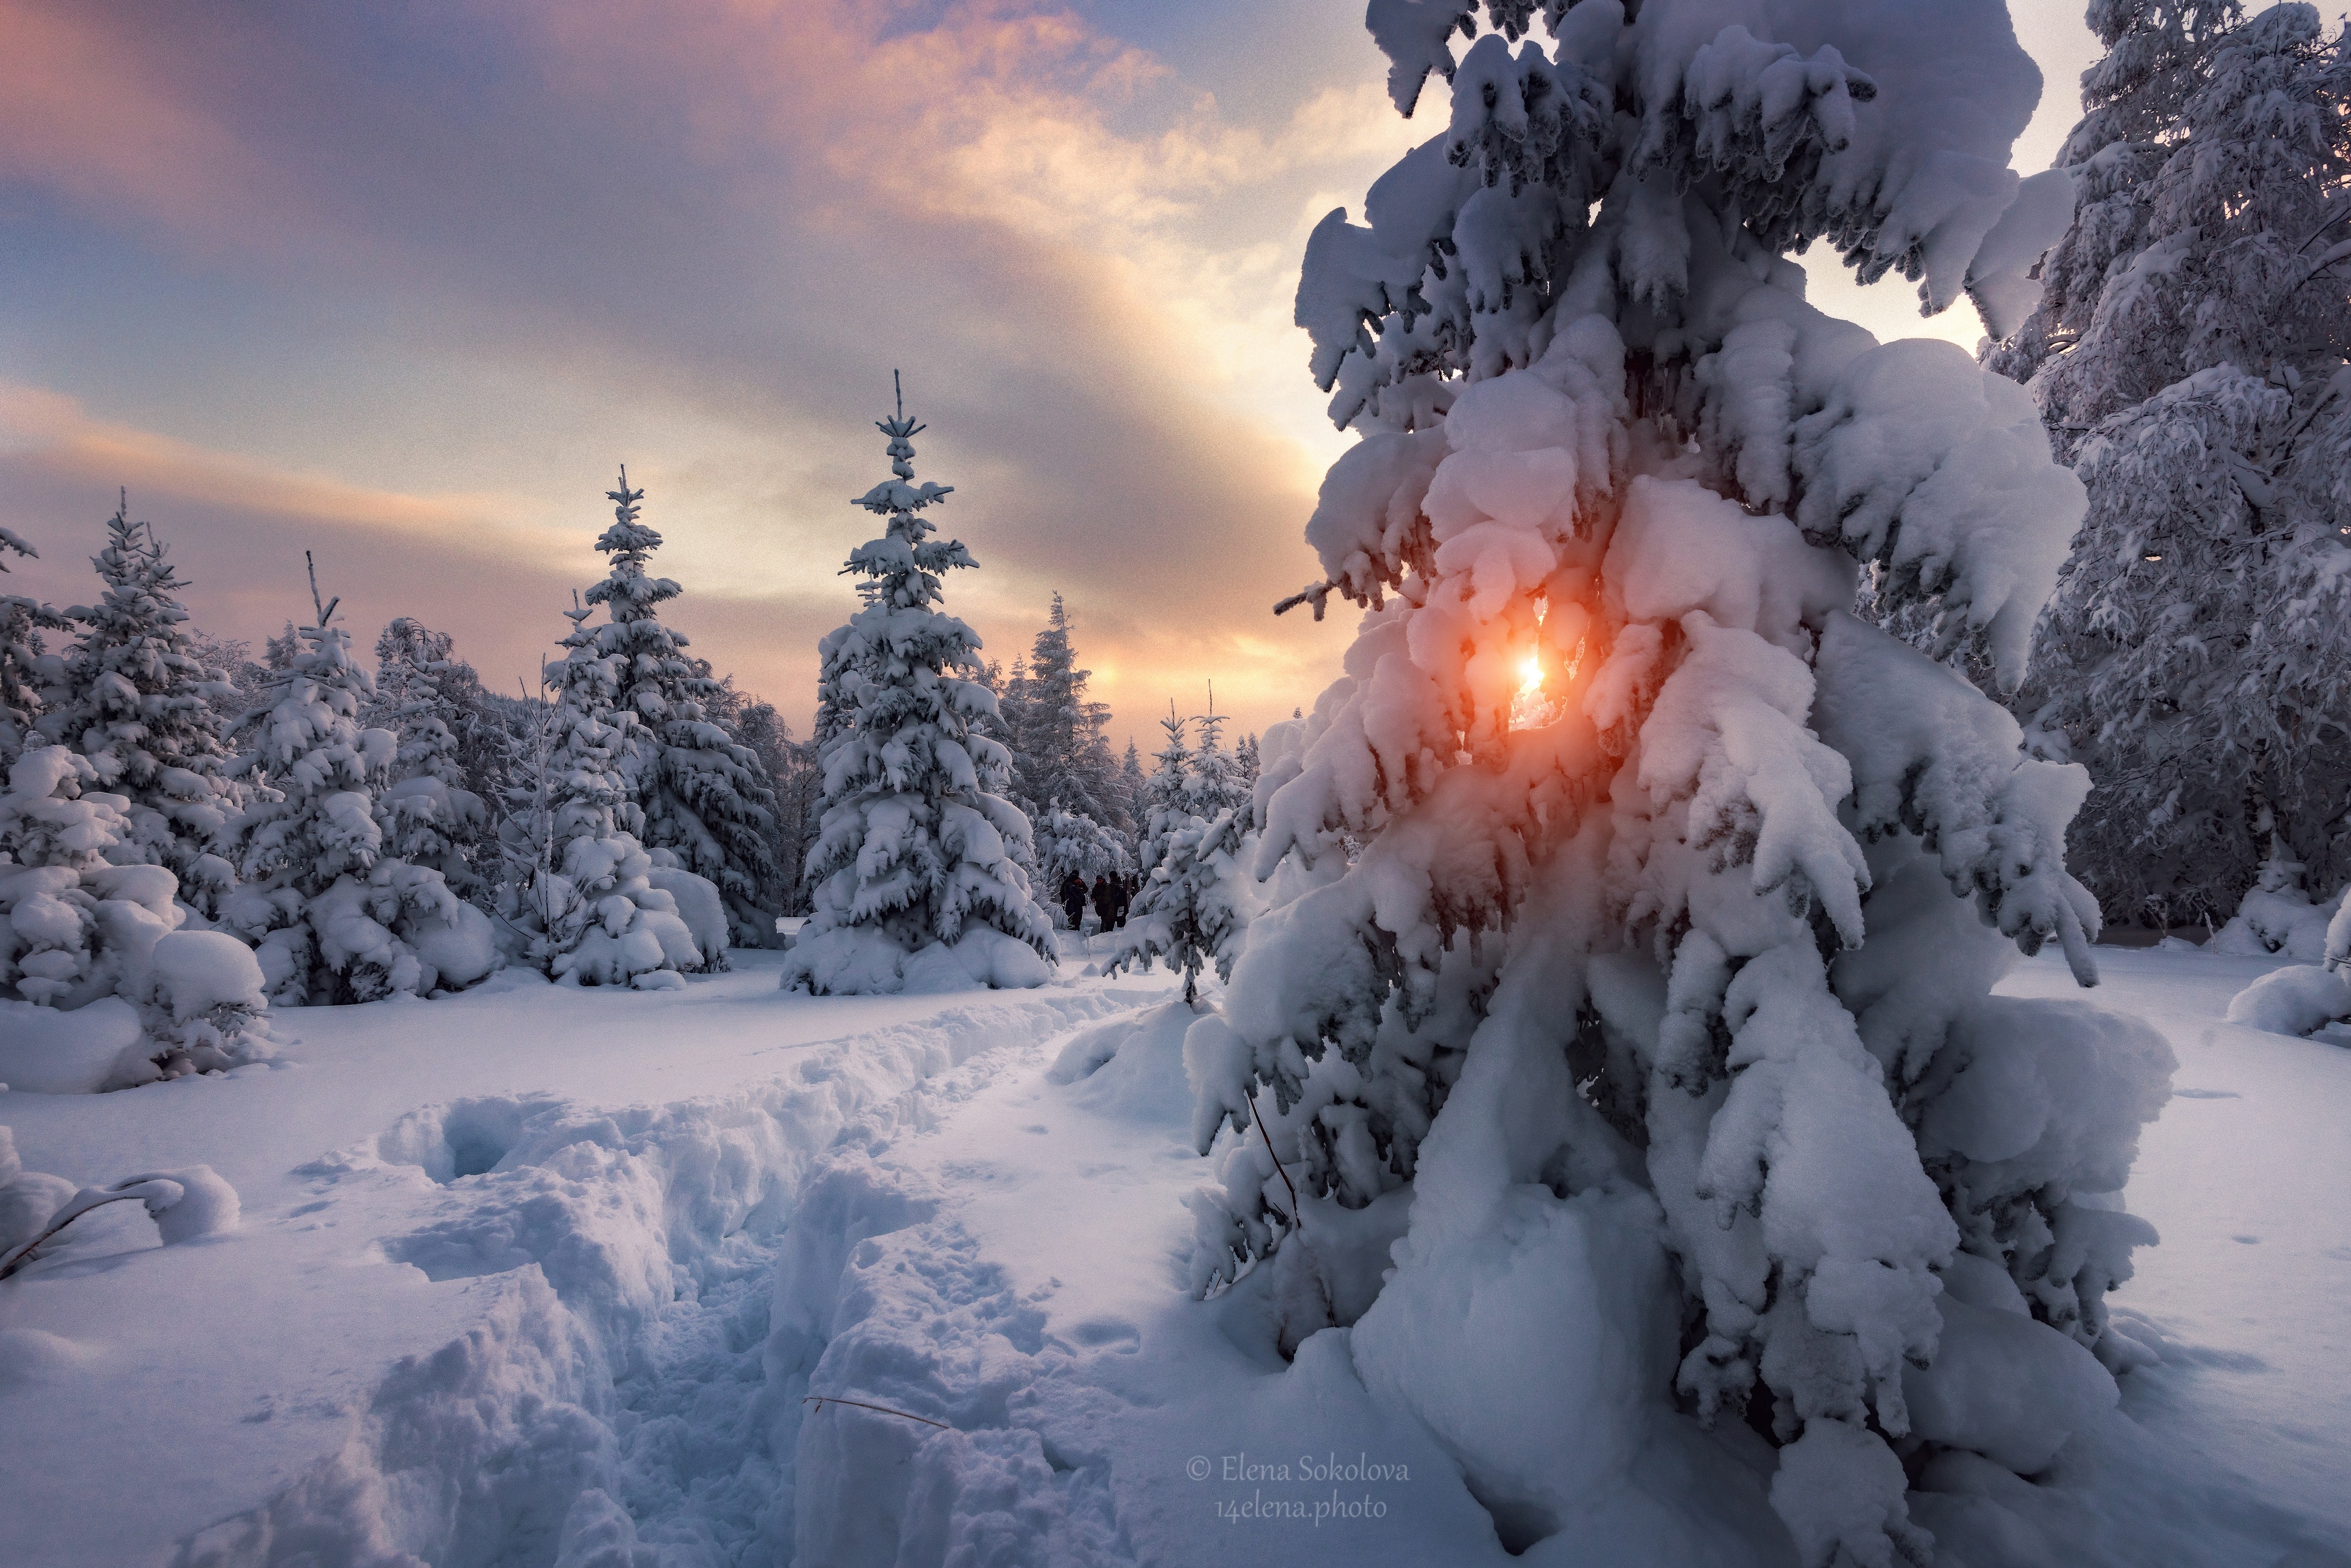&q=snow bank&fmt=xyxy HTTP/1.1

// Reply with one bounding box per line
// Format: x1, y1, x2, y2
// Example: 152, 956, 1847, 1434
2225, 965, 2351, 1037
